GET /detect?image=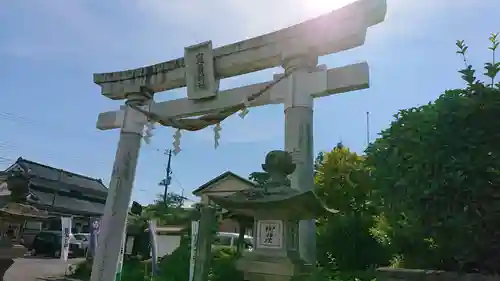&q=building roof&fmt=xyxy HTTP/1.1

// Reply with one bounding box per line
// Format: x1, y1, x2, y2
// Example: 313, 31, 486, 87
7, 157, 108, 197
28, 189, 105, 216
1, 157, 108, 216
192, 171, 256, 196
